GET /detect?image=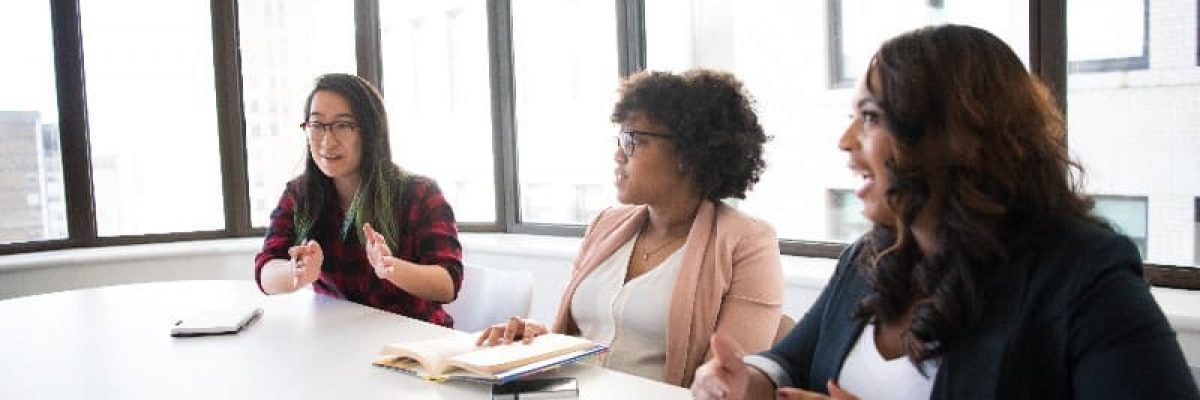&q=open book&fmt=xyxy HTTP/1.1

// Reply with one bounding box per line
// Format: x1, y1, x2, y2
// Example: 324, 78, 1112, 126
372, 333, 607, 384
